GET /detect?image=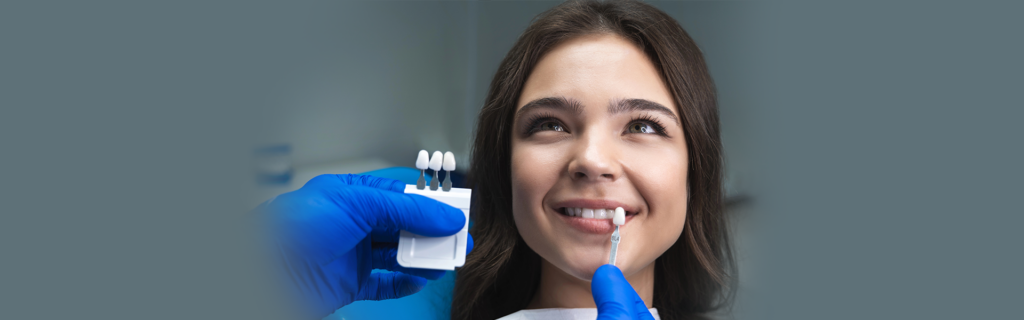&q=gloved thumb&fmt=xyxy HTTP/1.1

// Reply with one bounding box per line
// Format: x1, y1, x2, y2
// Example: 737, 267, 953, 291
345, 186, 466, 237
592, 265, 656, 320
